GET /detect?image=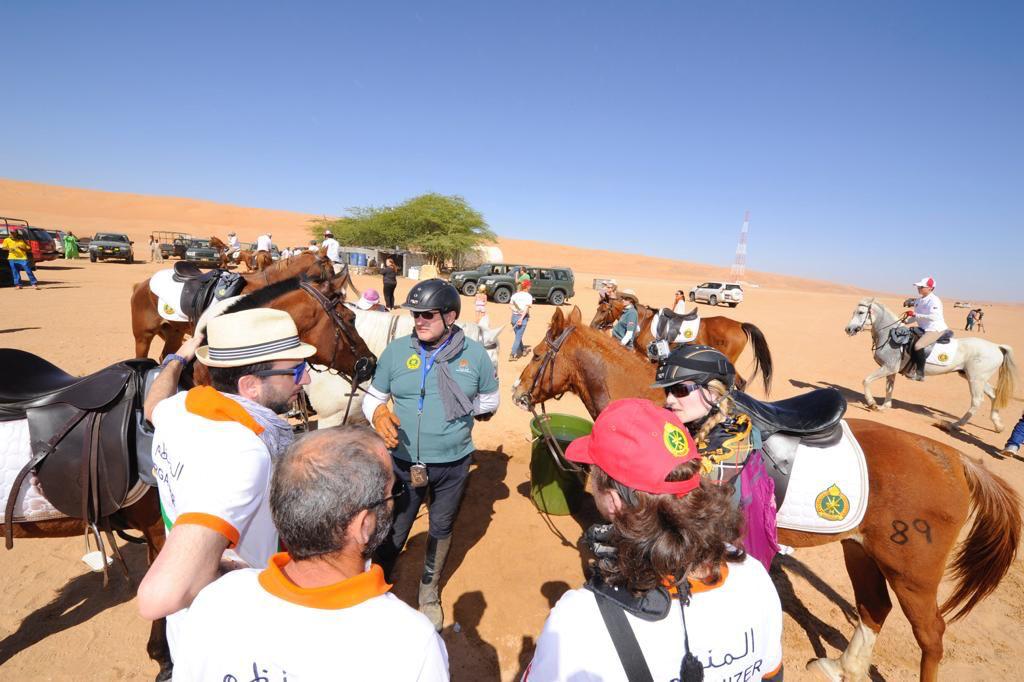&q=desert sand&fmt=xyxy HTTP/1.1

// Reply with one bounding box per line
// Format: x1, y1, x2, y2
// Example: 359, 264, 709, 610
1, 180, 1022, 681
